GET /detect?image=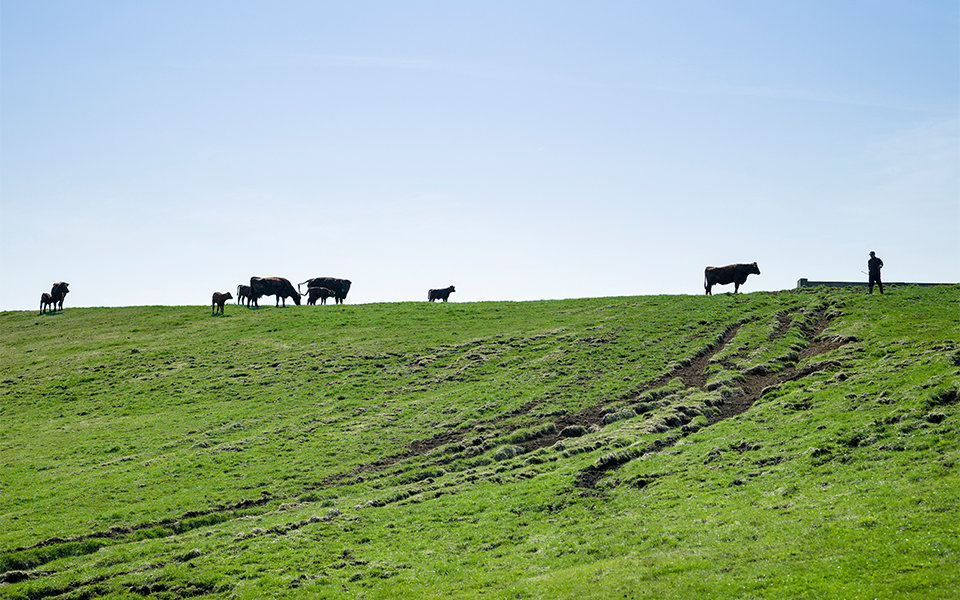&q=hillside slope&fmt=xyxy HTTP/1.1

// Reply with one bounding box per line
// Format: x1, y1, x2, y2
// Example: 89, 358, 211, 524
1, 287, 958, 599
